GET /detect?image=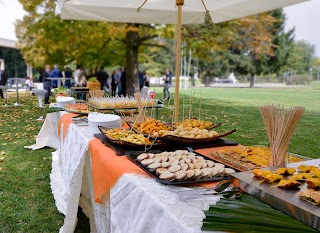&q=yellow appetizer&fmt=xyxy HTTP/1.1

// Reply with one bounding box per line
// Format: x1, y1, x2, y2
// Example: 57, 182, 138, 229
310, 168, 320, 178
162, 125, 220, 139
291, 173, 313, 181
276, 167, 296, 176
103, 128, 152, 145
298, 165, 317, 173
252, 169, 283, 183
307, 178, 320, 190
133, 119, 171, 137
175, 119, 214, 130
277, 179, 301, 190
